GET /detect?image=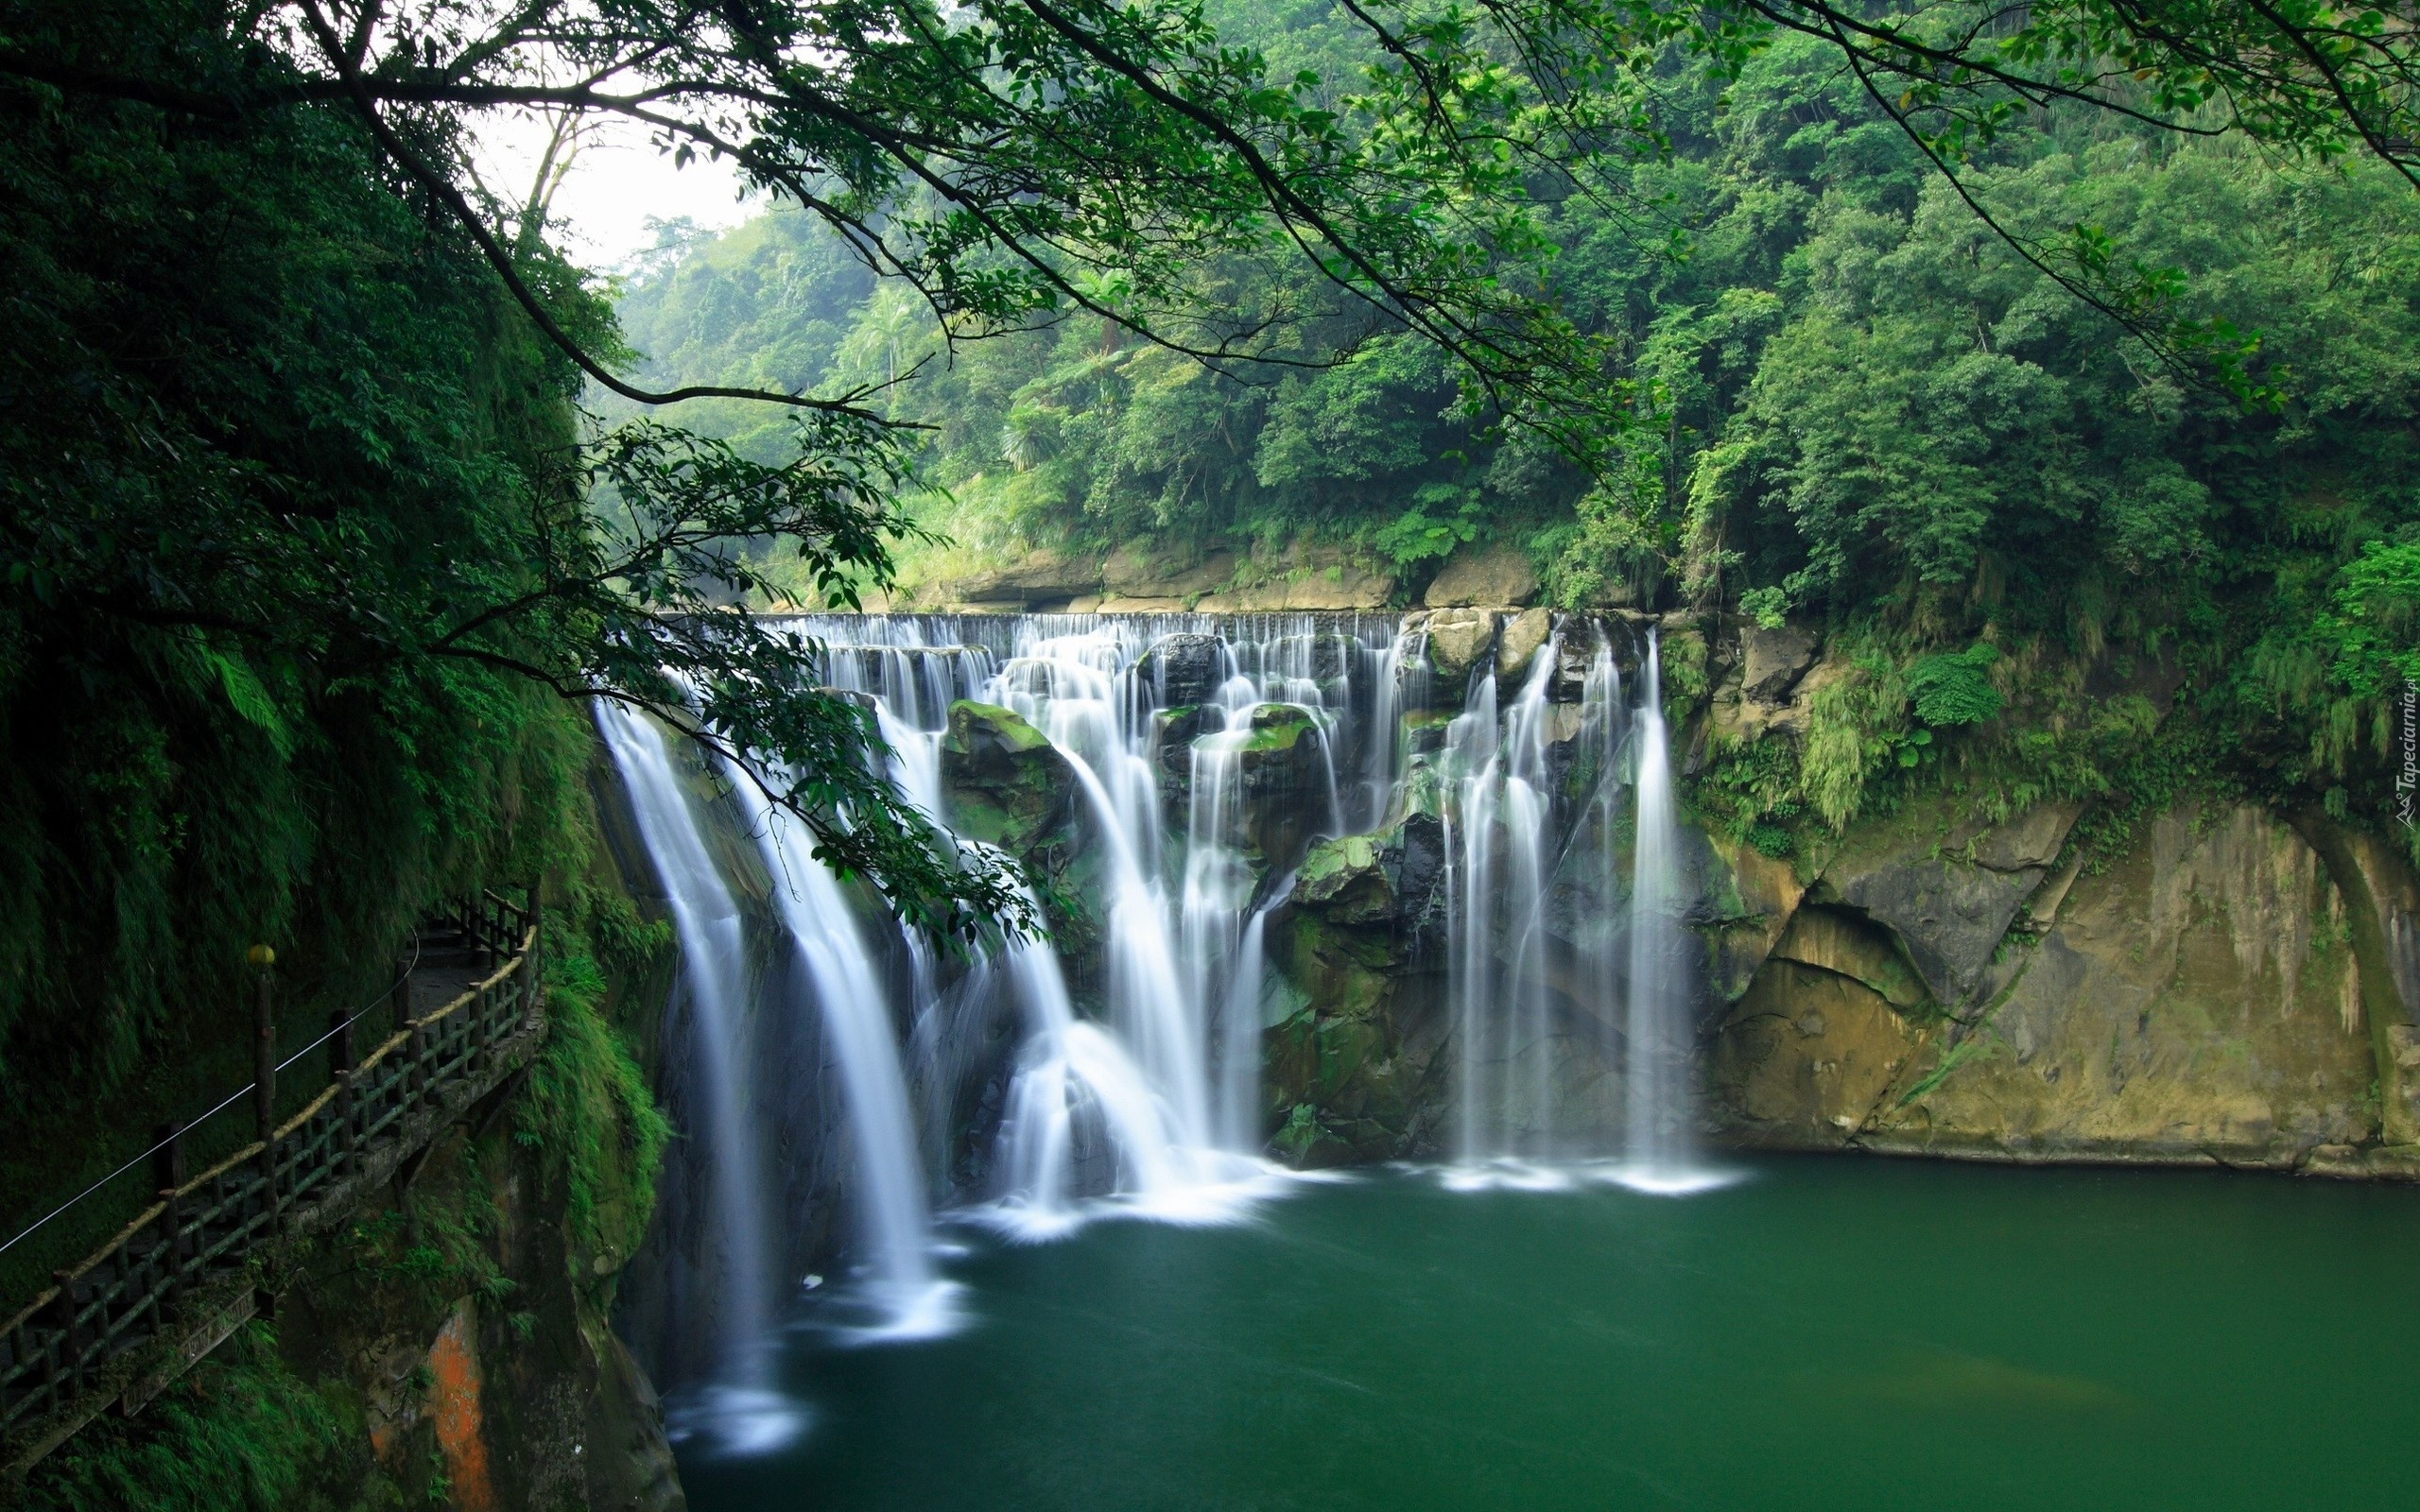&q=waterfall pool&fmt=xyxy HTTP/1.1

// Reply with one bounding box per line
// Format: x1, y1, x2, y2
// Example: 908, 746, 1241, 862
673, 1155, 2416, 1512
